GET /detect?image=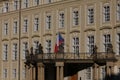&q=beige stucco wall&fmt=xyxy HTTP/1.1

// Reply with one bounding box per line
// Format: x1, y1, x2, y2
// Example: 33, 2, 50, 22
0, 0, 120, 80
